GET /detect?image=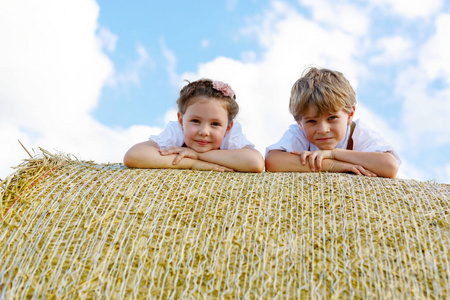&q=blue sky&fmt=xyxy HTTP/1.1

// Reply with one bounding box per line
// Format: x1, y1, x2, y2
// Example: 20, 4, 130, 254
1, 0, 450, 183
93, 0, 269, 128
